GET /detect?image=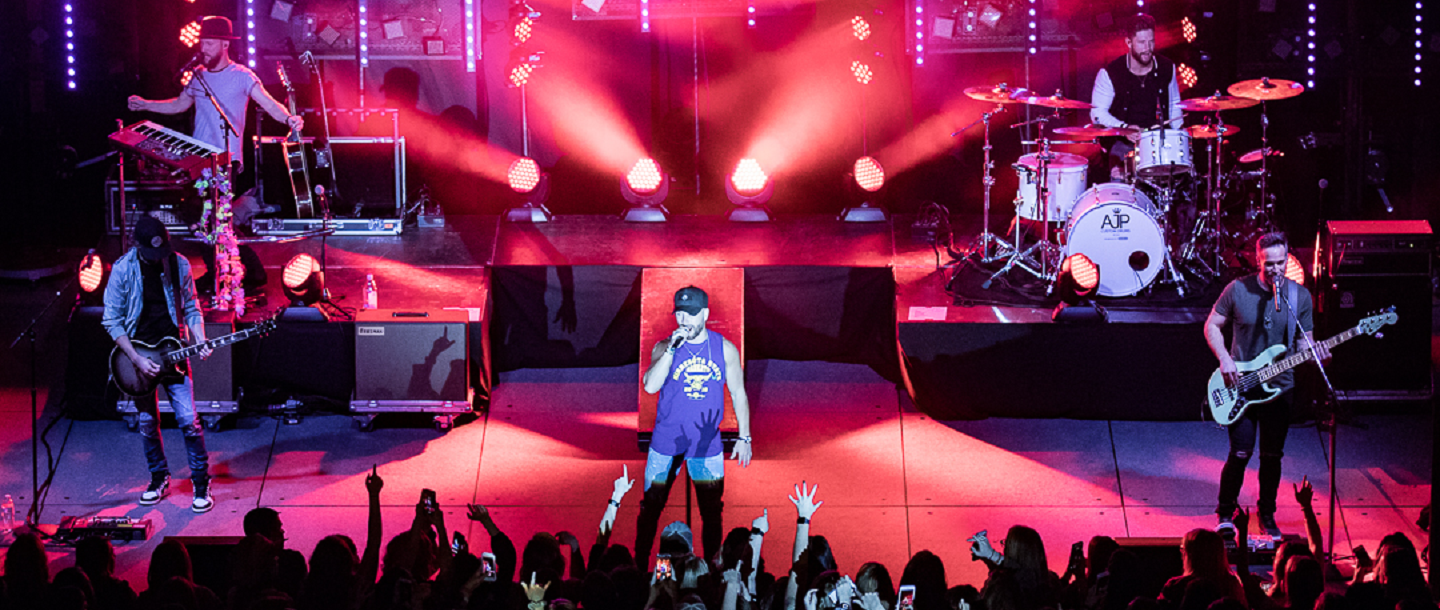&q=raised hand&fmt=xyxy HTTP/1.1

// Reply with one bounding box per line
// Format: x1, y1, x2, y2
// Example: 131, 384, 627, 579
1294, 475, 1314, 507
467, 504, 492, 523
752, 509, 770, 535
366, 465, 384, 495
789, 482, 823, 519
968, 530, 1002, 563
523, 572, 549, 603
613, 464, 634, 497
